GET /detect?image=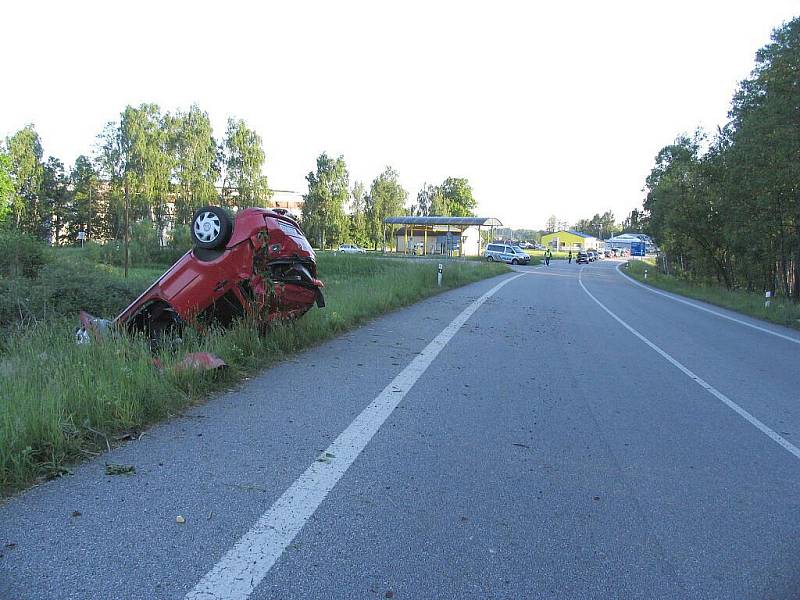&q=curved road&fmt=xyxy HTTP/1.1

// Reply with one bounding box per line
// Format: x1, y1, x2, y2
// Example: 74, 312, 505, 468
2, 259, 800, 599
